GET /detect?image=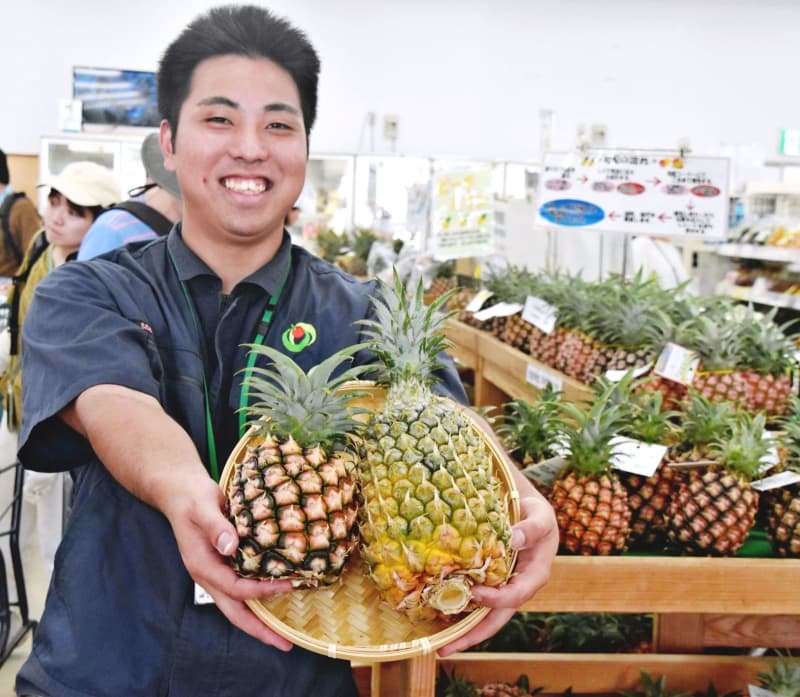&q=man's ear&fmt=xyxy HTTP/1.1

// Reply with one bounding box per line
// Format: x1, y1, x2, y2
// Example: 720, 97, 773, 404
159, 120, 176, 172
